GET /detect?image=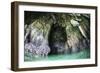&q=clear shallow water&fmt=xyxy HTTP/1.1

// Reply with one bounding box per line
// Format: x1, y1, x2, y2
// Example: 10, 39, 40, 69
24, 49, 90, 61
